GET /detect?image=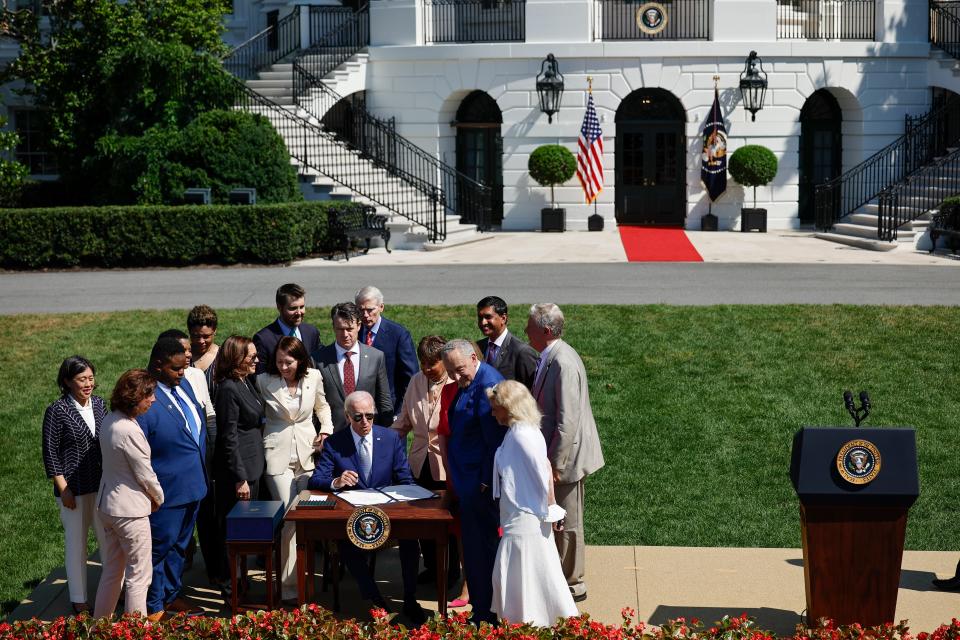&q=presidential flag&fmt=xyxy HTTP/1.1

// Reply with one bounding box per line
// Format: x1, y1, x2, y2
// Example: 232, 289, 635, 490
576, 92, 604, 205
701, 87, 728, 202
